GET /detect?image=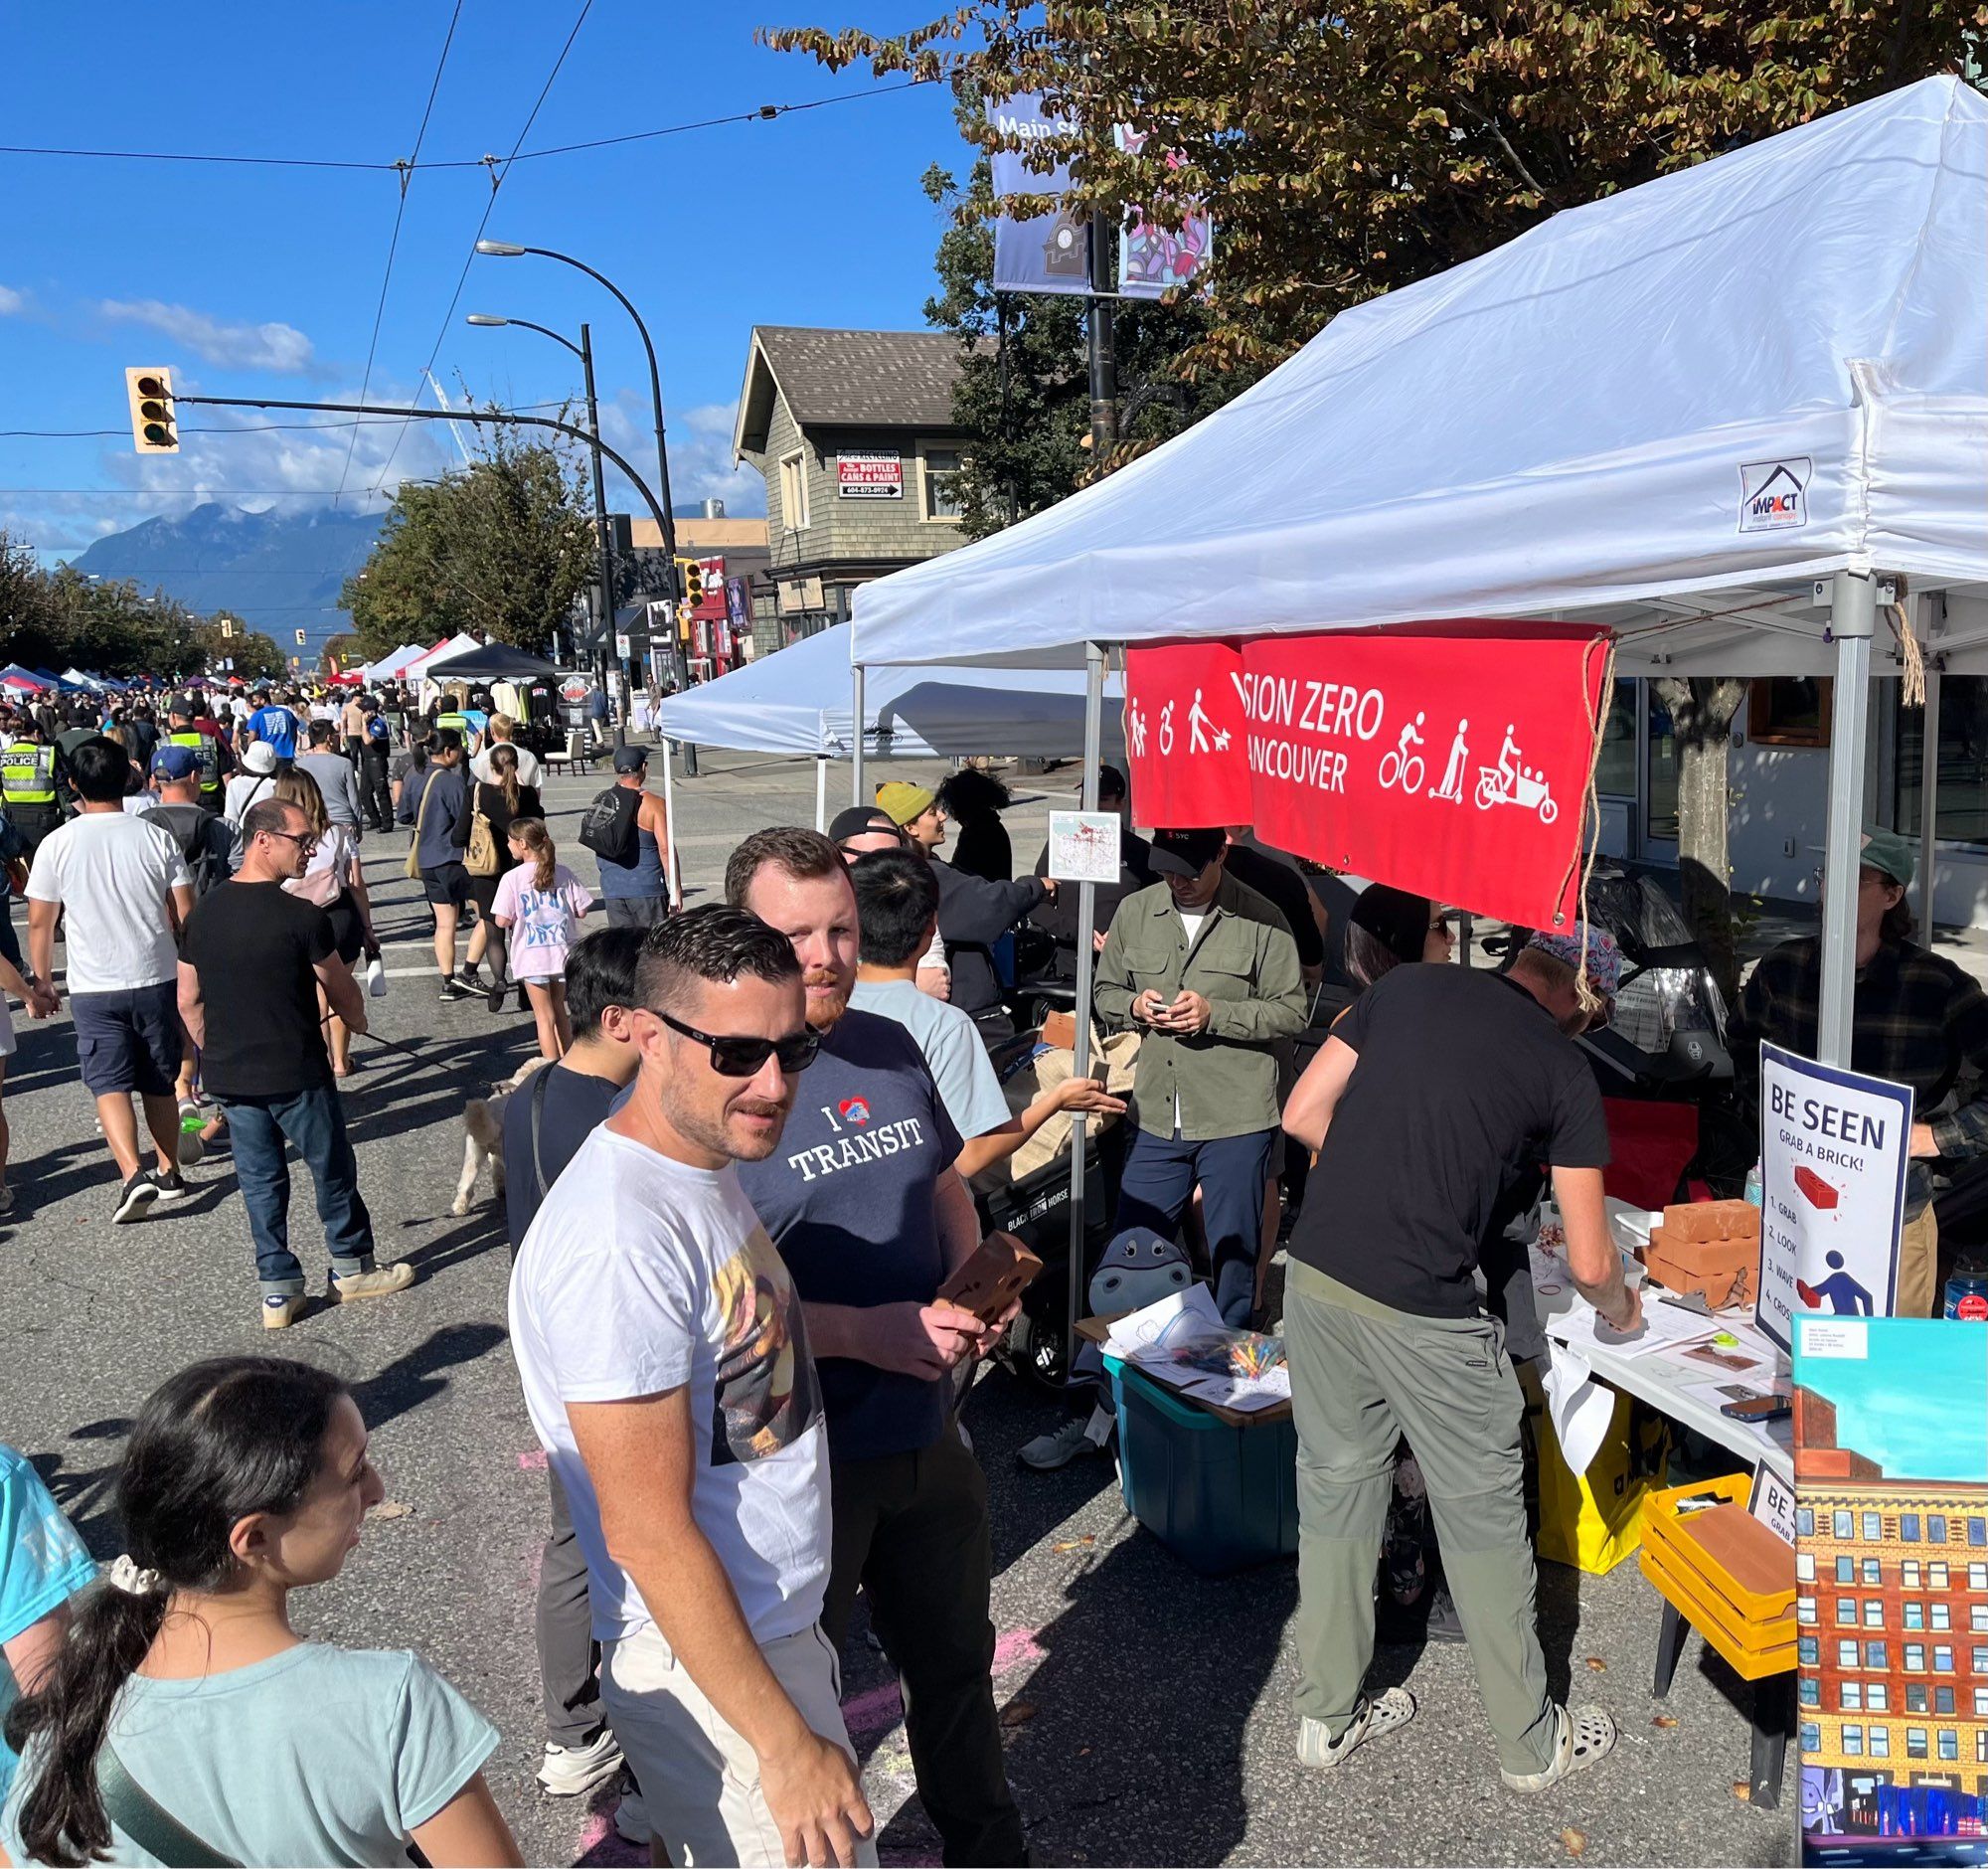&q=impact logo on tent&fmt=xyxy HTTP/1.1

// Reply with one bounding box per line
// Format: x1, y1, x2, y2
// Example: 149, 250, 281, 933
1739, 457, 1811, 532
